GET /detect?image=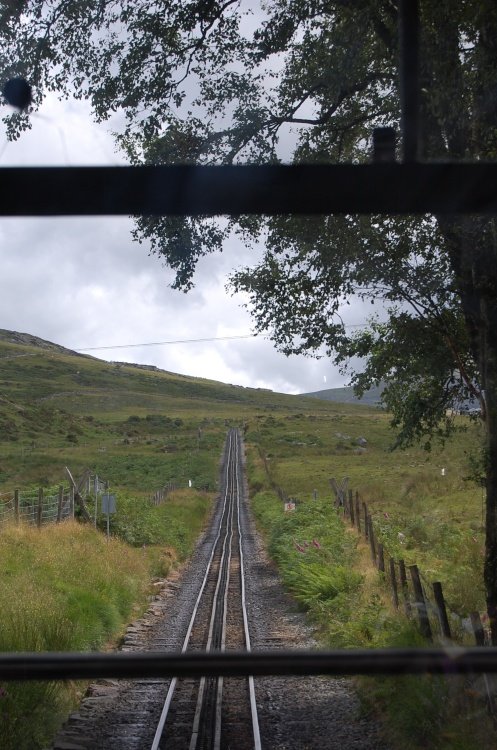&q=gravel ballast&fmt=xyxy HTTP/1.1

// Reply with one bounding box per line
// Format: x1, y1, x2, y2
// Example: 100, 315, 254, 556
51, 441, 388, 749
